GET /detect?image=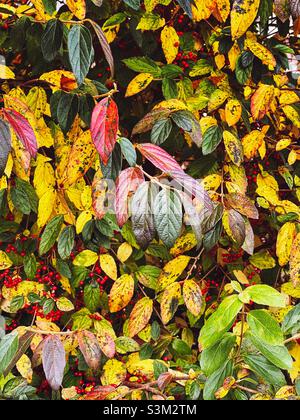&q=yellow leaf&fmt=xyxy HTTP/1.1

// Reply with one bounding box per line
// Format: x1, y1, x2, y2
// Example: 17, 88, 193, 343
283, 105, 300, 128
242, 130, 265, 160
73, 250, 98, 267
290, 233, 300, 287
276, 222, 296, 267
27, 87, 47, 119
192, 0, 216, 21
56, 297, 75, 312
183, 279, 203, 316
256, 172, 280, 206
76, 210, 93, 234
170, 232, 197, 257
200, 116, 217, 134
279, 90, 300, 106
66, 0, 86, 20
125, 73, 154, 97
154, 98, 187, 111
101, 359, 127, 386
0, 65, 15, 79
136, 13, 165, 31
251, 84, 276, 120
2, 281, 44, 301
225, 99, 242, 126
117, 242, 133, 263
208, 89, 229, 112
233, 270, 249, 285
228, 42, 240, 70
34, 154, 55, 199
157, 255, 191, 292
281, 282, 300, 299
202, 174, 222, 191
99, 254, 118, 280
288, 150, 297, 166
102, 25, 120, 44
0, 251, 12, 270
128, 297, 153, 337
161, 282, 181, 324
215, 0, 230, 22
276, 138, 292, 151
161, 26, 179, 64
37, 188, 57, 228
223, 130, 244, 166
16, 354, 33, 383
275, 386, 296, 399
245, 35, 276, 70
231, 0, 260, 40
39, 70, 77, 93
289, 343, 300, 381
109, 274, 135, 313
81, 186, 92, 210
